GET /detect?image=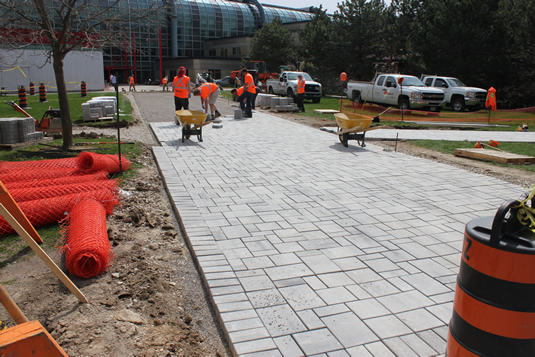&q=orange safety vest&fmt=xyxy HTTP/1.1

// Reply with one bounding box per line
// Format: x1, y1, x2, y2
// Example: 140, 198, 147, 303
244, 73, 256, 94
200, 83, 219, 100
173, 76, 190, 98
298, 78, 305, 94
162, 77, 168, 85
129, 76, 134, 84
485, 87, 497, 111
236, 86, 244, 96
